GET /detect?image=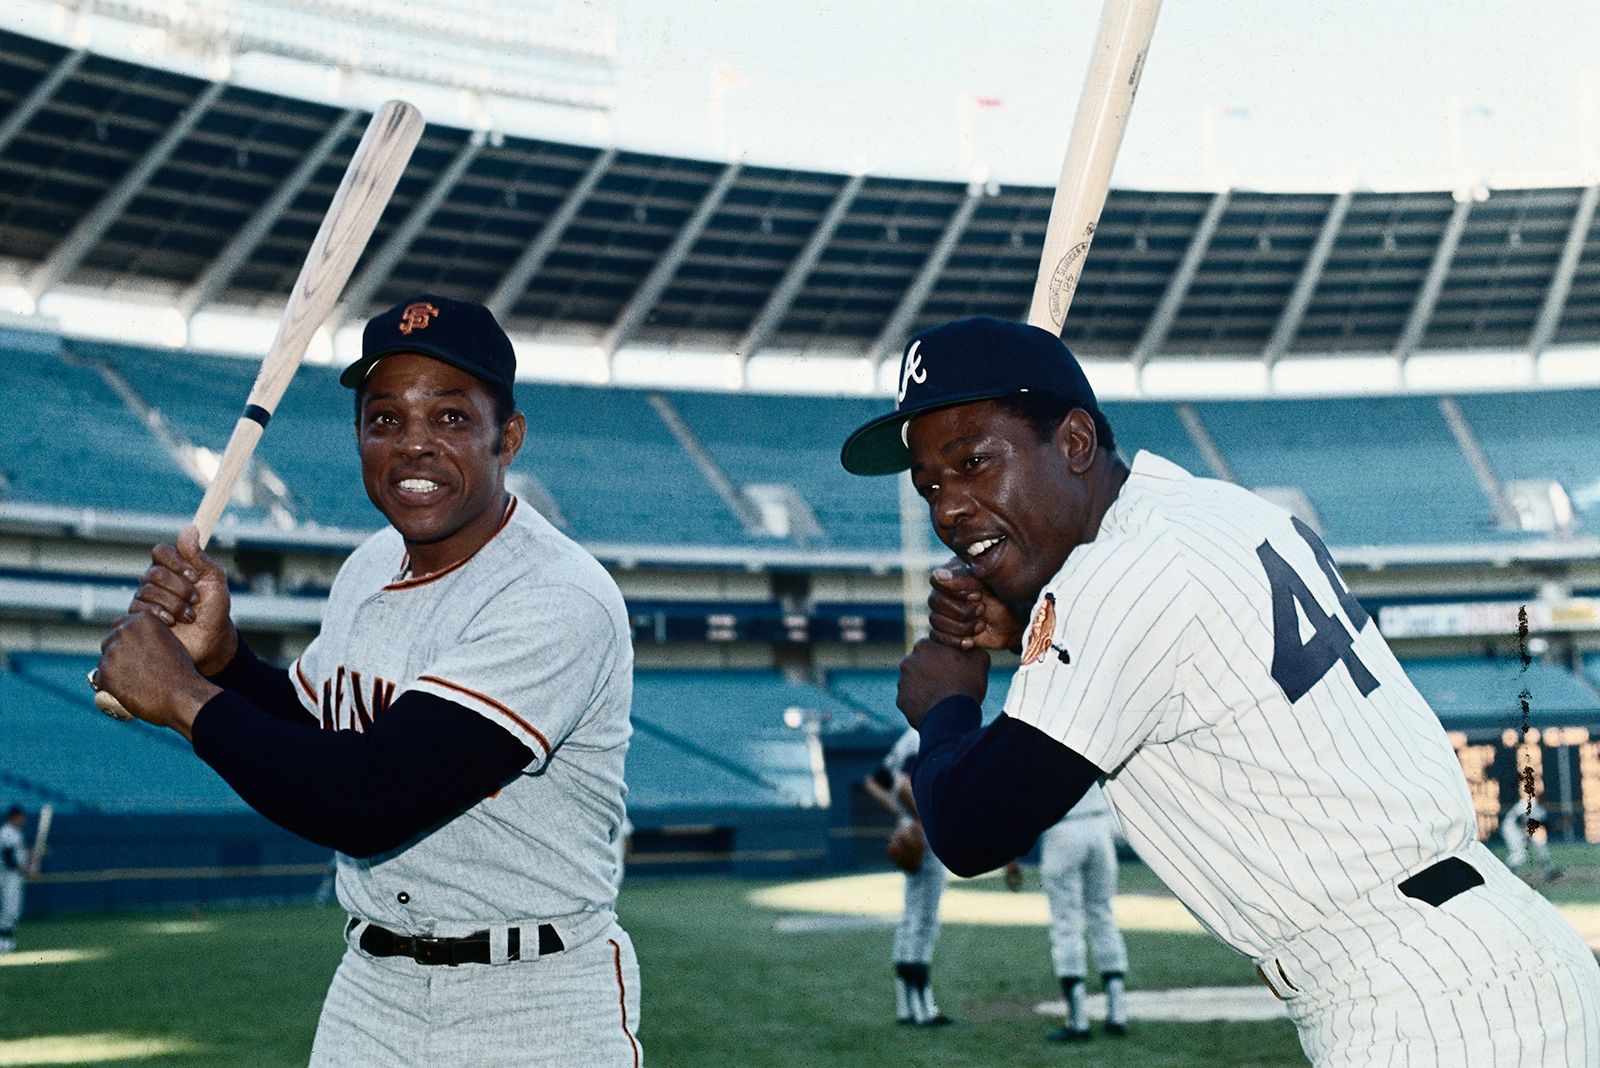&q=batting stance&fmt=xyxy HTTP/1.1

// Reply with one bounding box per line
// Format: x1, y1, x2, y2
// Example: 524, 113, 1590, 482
95, 295, 641, 1066
1035, 784, 1128, 1042
863, 727, 954, 1027
842, 316, 1600, 1067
